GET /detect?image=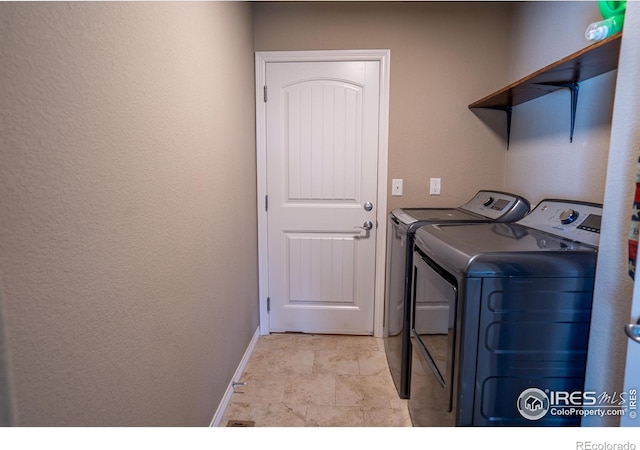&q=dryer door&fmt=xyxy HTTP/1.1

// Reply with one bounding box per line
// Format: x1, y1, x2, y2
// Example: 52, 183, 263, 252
409, 249, 457, 426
